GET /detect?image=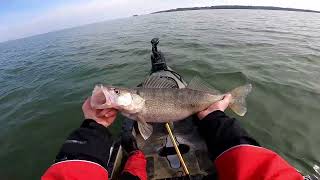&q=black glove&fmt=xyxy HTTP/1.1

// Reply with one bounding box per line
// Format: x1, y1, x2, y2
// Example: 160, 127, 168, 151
121, 134, 139, 155
55, 119, 113, 169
